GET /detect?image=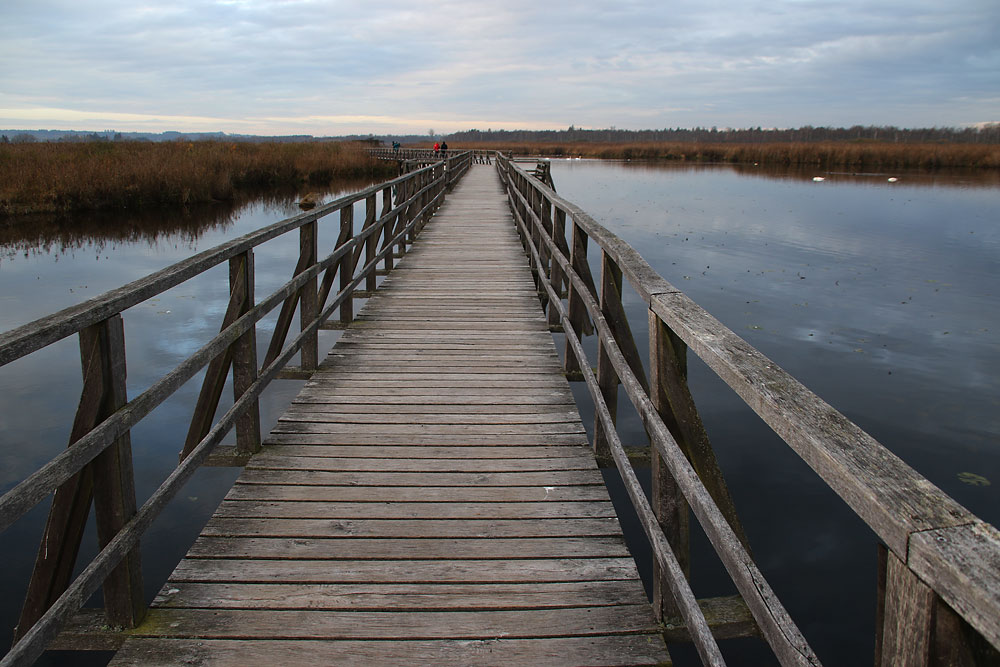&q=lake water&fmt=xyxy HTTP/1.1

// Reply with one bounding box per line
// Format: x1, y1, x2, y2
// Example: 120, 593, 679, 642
1, 162, 997, 665
548, 160, 1000, 664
